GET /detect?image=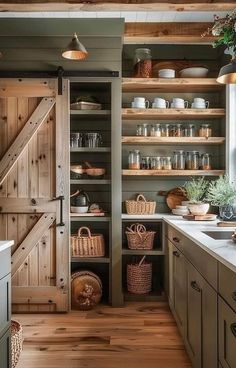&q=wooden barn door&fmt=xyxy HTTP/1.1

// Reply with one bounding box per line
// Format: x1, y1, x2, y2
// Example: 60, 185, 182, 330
0, 78, 69, 312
